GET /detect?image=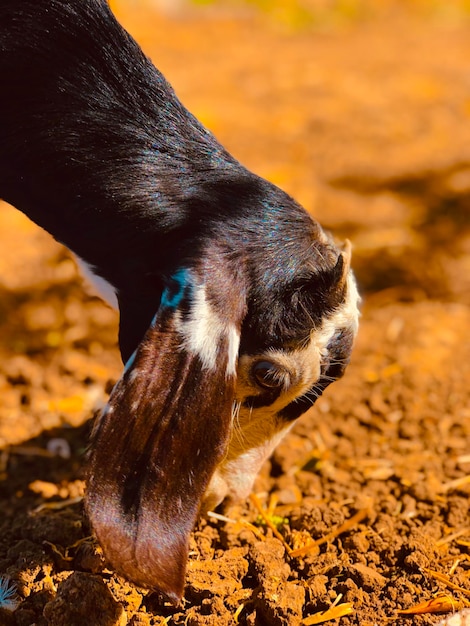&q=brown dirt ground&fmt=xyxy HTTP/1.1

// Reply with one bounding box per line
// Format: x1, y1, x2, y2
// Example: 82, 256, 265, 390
1, 2, 470, 625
